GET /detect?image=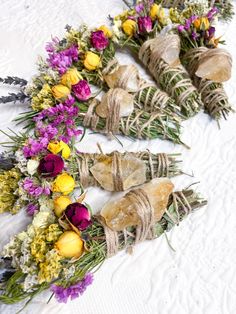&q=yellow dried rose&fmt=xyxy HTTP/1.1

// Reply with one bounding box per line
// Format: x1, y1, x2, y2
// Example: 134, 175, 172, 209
51, 84, 70, 99
55, 231, 84, 258
52, 173, 75, 195
84, 51, 100, 71
98, 25, 113, 38
122, 19, 137, 36
47, 140, 71, 159
61, 68, 82, 86
200, 17, 210, 31
54, 195, 72, 217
